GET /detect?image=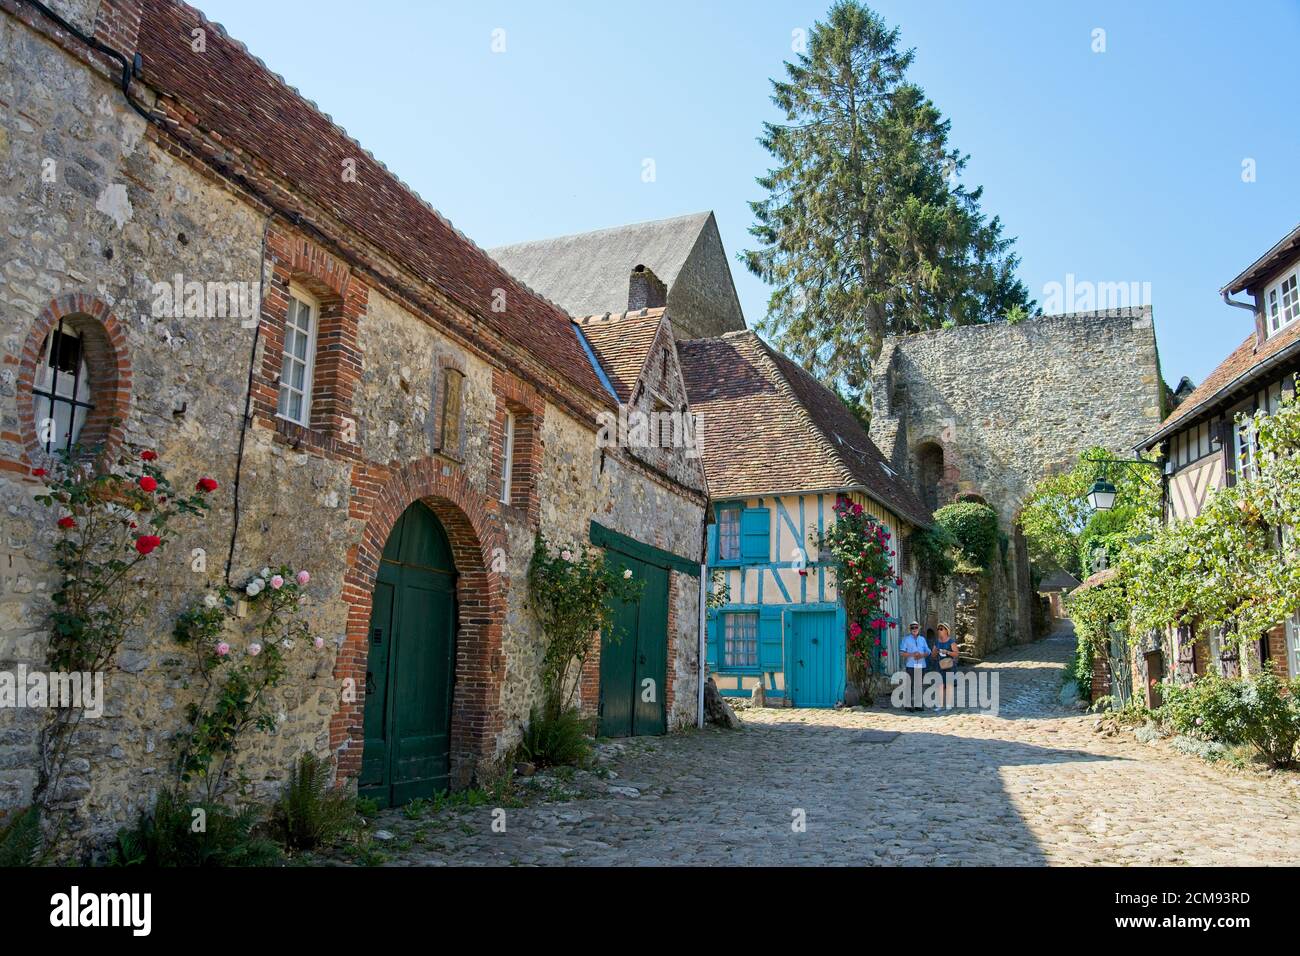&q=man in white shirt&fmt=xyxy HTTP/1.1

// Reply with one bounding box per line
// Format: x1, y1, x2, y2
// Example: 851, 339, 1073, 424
899, 621, 930, 712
